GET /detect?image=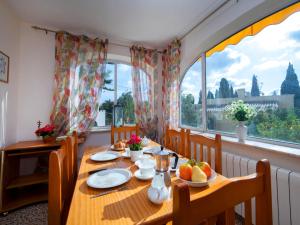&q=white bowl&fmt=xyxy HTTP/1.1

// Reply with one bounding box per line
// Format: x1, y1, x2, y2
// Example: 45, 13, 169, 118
176, 169, 217, 187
